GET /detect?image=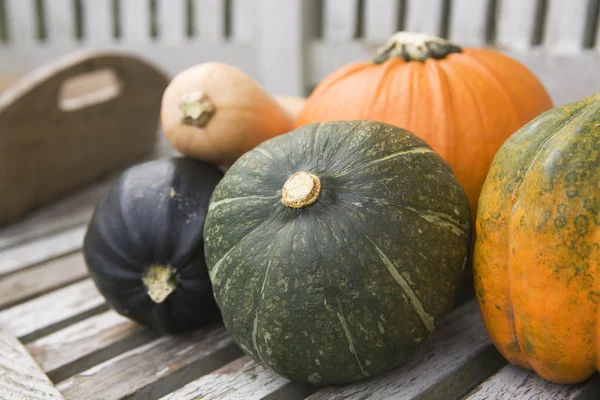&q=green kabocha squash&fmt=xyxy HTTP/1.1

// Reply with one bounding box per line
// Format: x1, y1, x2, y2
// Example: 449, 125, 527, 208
84, 157, 223, 334
204, 120, 472, 385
